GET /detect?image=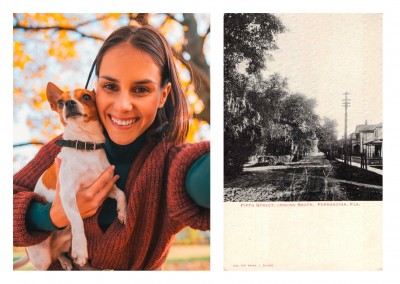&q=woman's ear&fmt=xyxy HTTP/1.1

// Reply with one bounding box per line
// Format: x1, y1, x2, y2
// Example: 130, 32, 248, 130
159, 82, 171, 108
